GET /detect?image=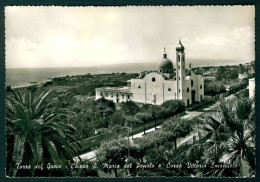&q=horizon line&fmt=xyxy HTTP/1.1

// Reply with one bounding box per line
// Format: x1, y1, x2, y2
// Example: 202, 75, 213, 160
6, 59, 252, 69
